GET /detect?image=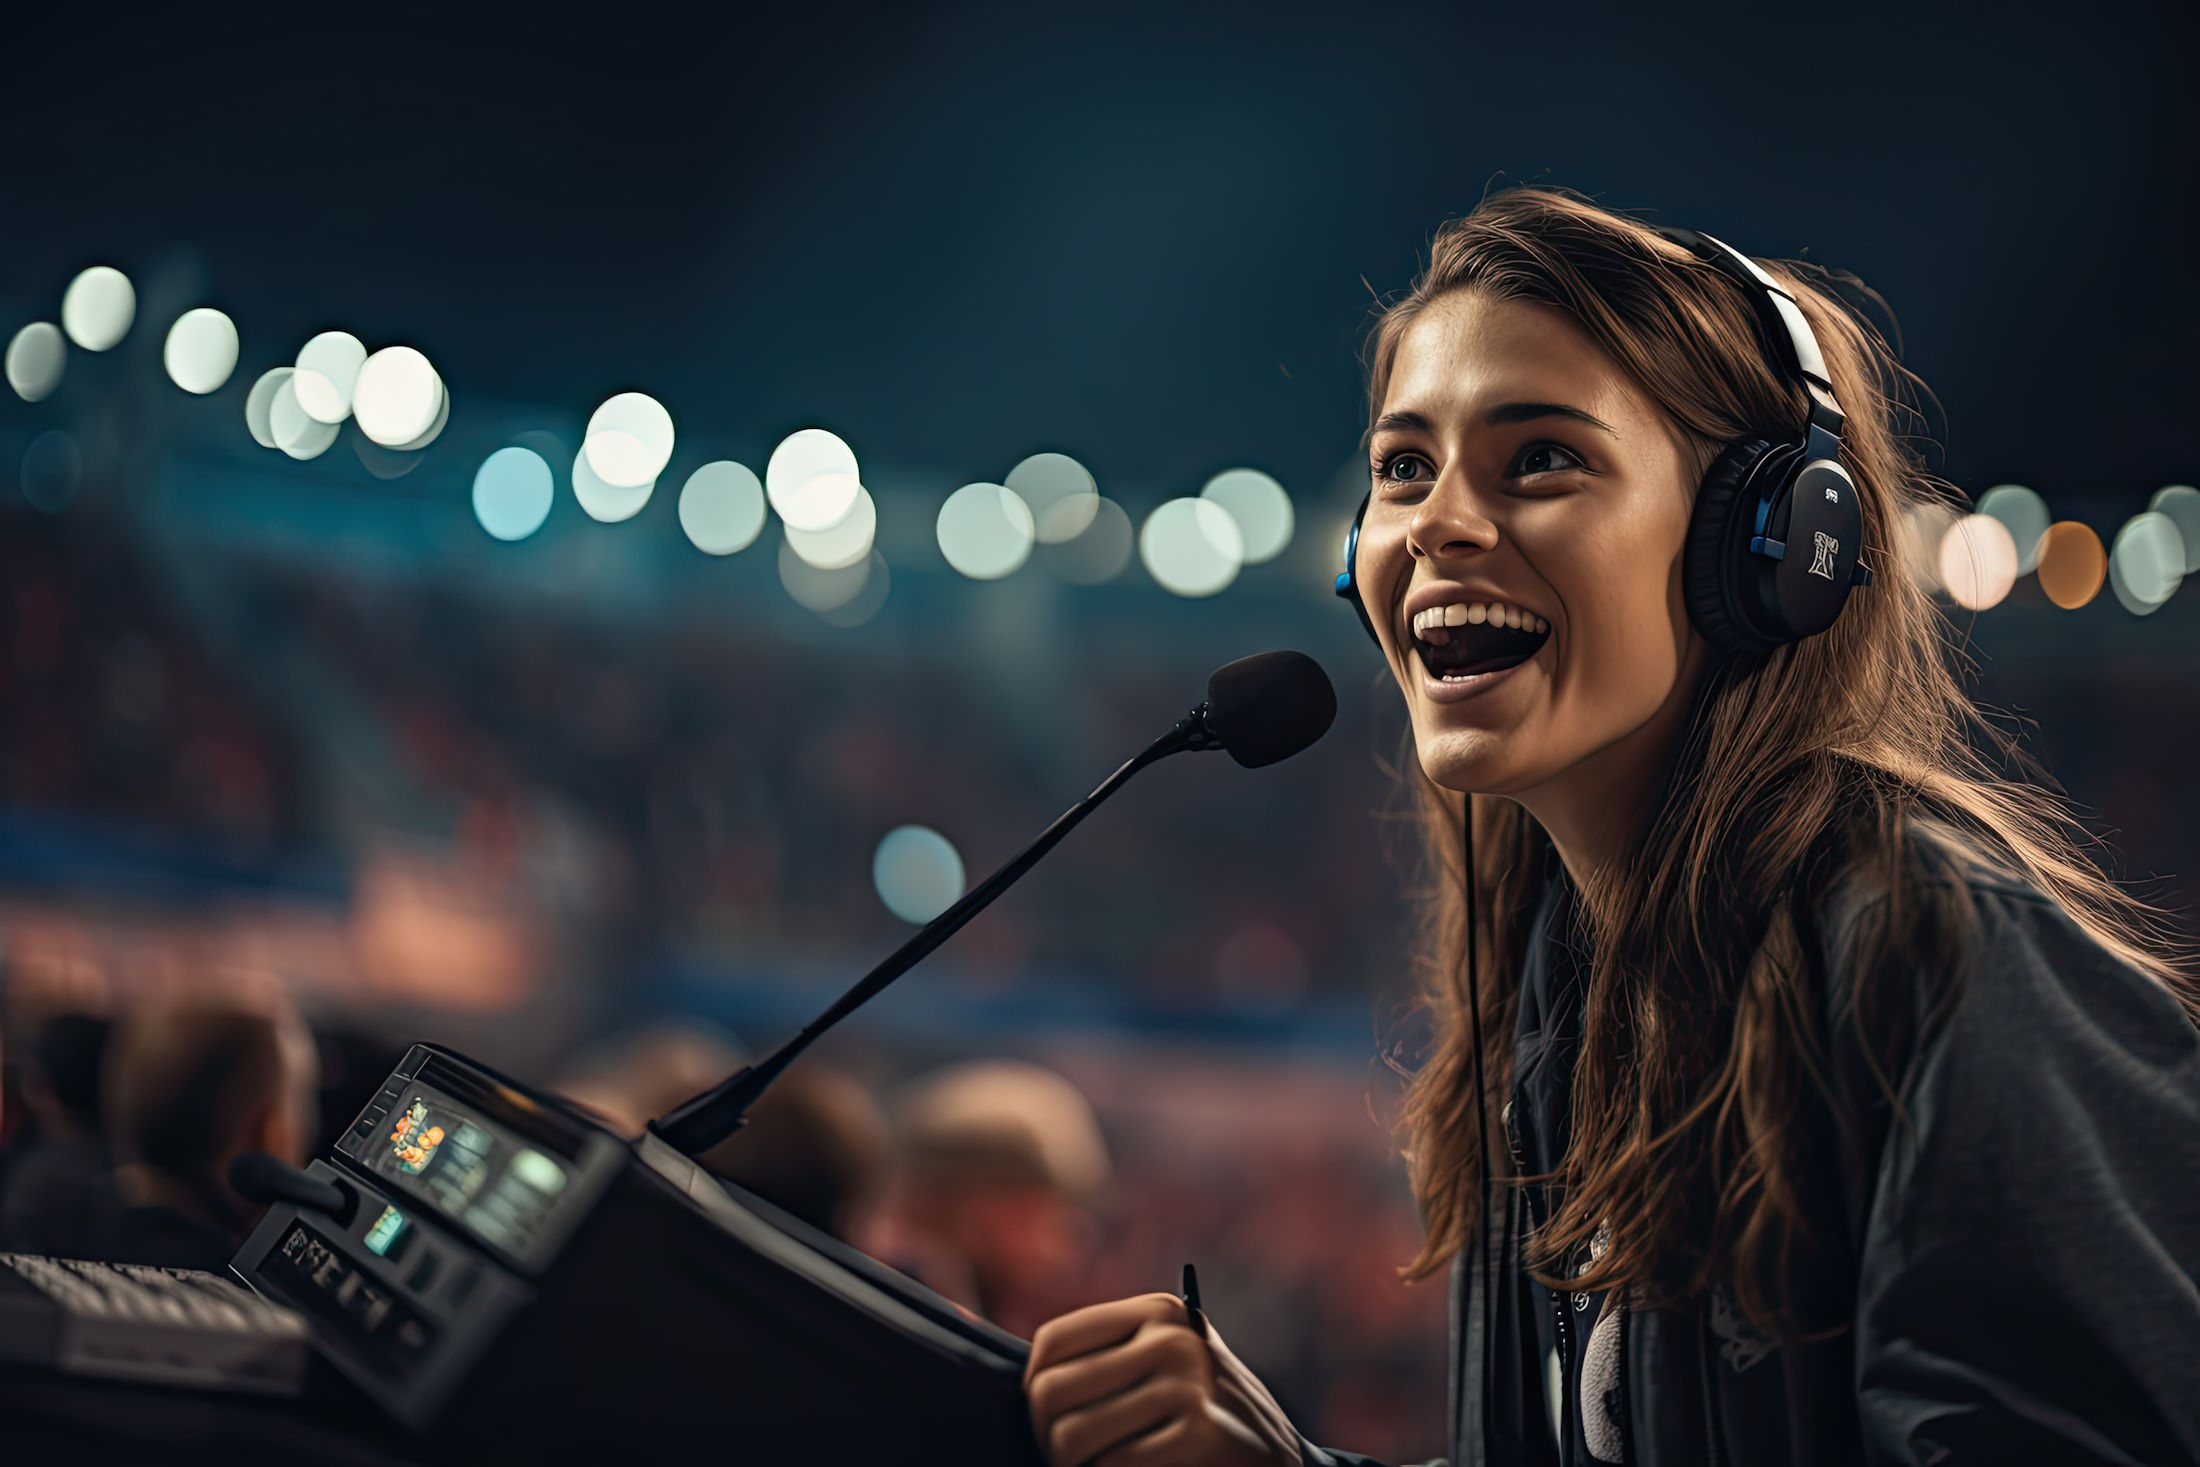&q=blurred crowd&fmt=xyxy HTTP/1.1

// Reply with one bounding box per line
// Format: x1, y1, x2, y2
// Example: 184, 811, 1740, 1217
225, 546, 1411, 1009
0, 496, 1410, 1010
0, 503, 305, 854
